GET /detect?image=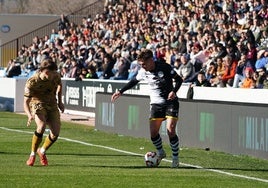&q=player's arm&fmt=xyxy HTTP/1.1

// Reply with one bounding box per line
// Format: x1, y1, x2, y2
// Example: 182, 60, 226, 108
24, 80, 34, 126
111, 78, 139, 102
167, 71, 183, 100
23, 96, 34, 127
56, 79, 65, 113
173, 74, 183, 93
